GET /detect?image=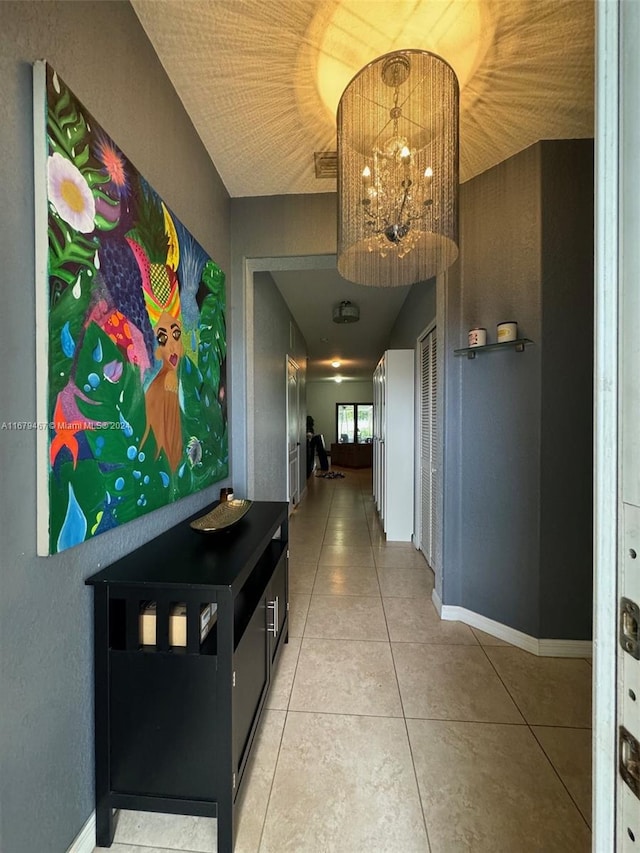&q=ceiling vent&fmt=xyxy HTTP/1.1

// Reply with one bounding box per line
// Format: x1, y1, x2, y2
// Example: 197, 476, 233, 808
314, 151, 337, 179
333, 300, 360, 324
